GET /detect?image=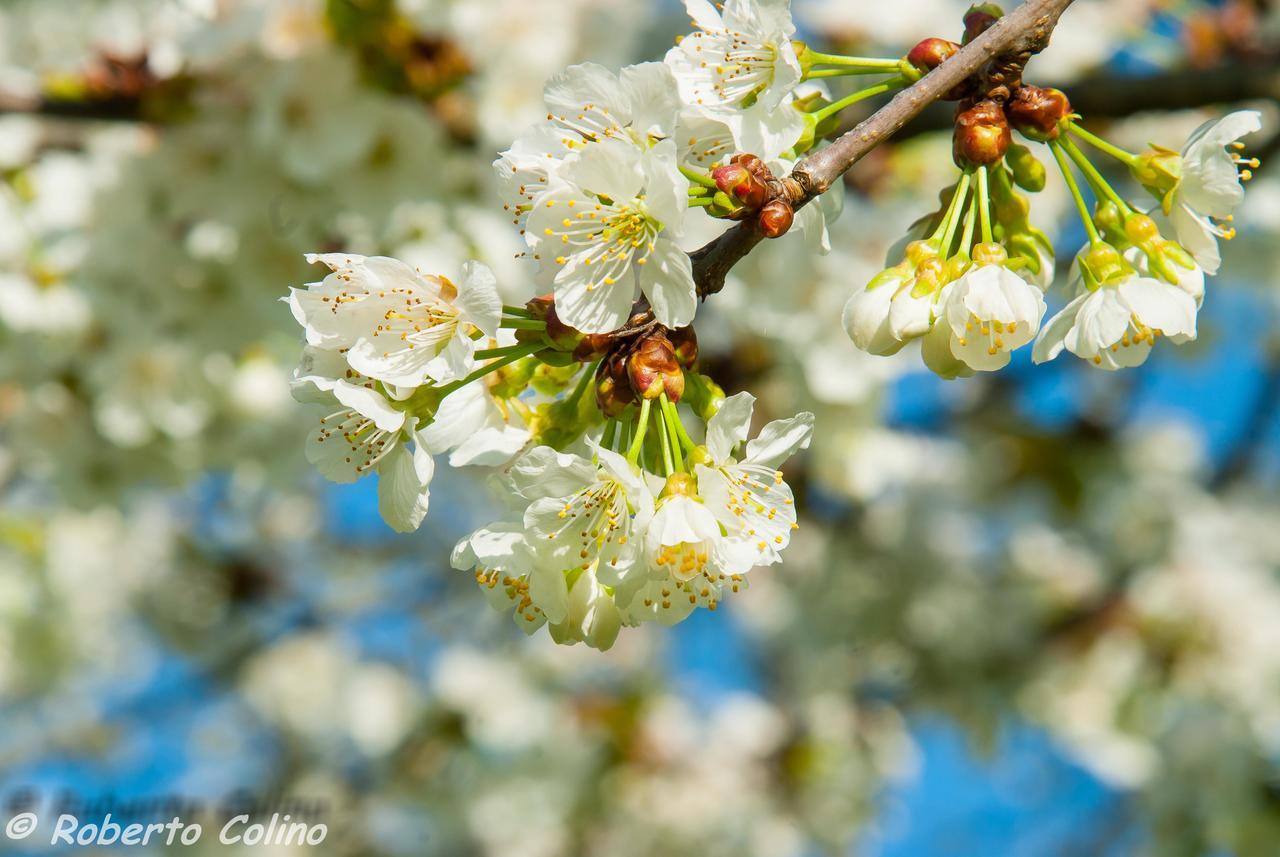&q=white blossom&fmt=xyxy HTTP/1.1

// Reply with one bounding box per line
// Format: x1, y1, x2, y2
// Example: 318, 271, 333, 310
496, 62, 681, 233
292, 347, 521, 532
455, 443, 654, 649
1033, 272, 1198, 370
695, 392, 812, 572
288, 253, 501, 388
519, 443, 653, 600
632, 491, 733, 625
1164, 110, 1262, 275
940, 263, 1046, 372
526, 140, 695, 332
665, 0, 802, 116
293, 348, 436, 532
843, 268, 936, 356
